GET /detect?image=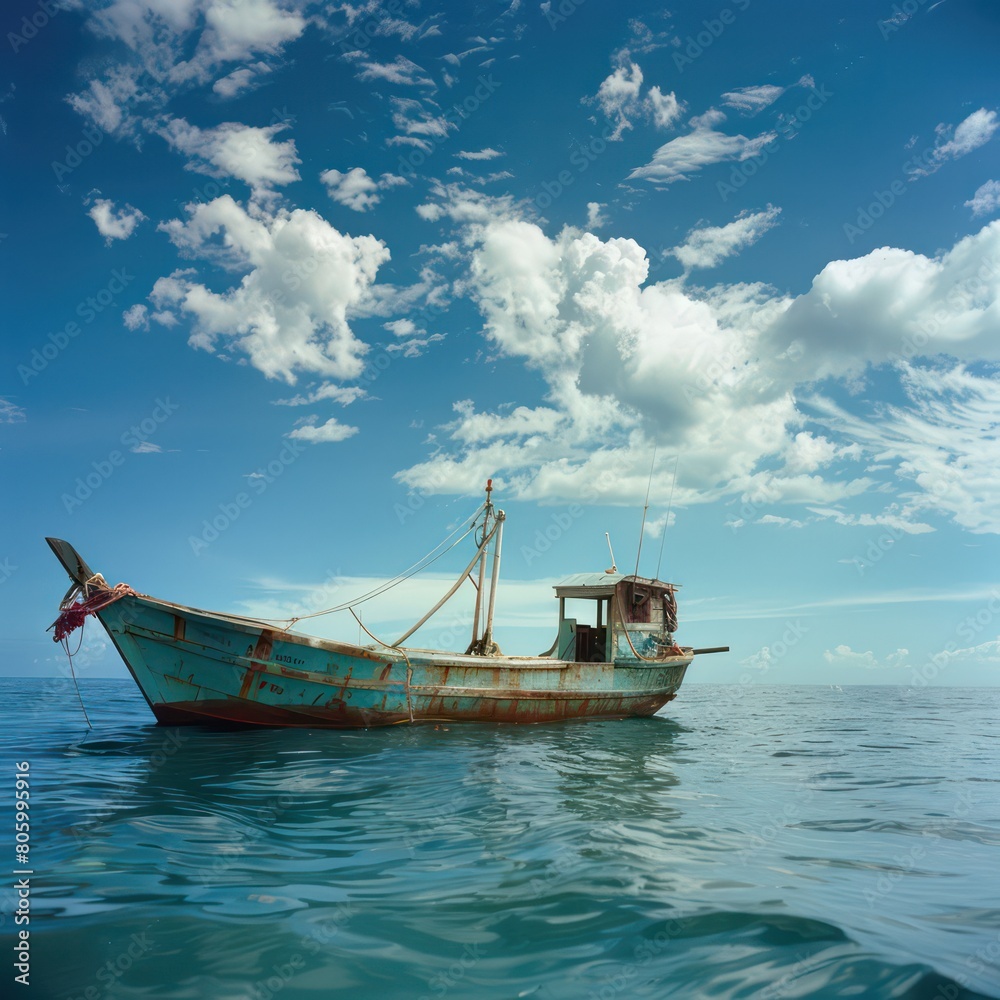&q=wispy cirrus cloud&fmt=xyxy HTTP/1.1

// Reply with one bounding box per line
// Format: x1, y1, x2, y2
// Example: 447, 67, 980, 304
629, 110, 775, 185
